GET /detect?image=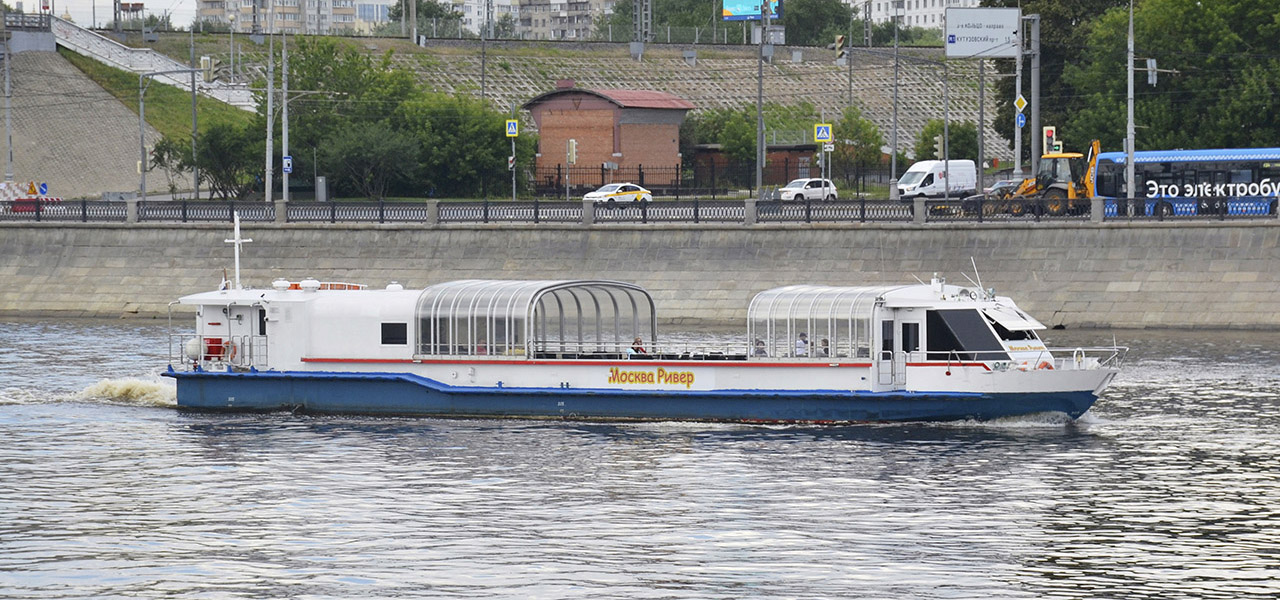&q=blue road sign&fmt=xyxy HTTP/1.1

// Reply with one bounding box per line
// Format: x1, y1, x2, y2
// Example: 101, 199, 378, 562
814, 123, 833, 142
38, 182, 47, 195
506, 119, 519, 137
283, 156, 293, 174
1016, 113, 1027, 129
